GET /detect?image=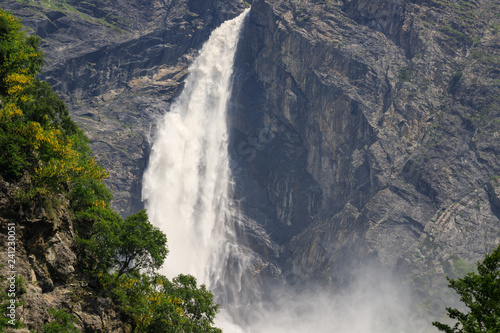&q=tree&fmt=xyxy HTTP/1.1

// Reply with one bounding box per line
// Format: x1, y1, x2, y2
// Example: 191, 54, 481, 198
109, 273, 221, 333
0, 8, 107, 190
85, 209, 168, 277
0, 9, 43, 95
153, 274, 222, 333
433, 244, 500, 332
117, 210, 169, 276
